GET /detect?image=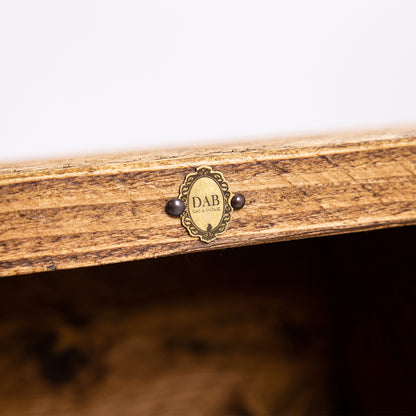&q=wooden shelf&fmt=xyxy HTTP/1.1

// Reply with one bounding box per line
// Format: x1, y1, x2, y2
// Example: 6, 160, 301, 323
2, 127, 416, 277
